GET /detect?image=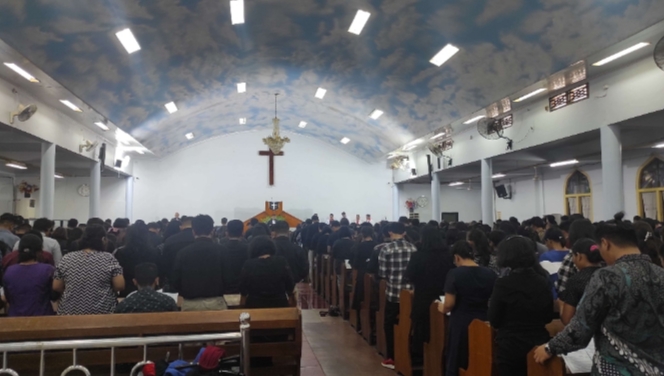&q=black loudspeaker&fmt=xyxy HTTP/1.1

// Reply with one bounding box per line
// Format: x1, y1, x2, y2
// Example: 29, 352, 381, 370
115, 159, 123, 168
411, 168, 417, 176
495, 184, 510, 199
99, 143, 106, 172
